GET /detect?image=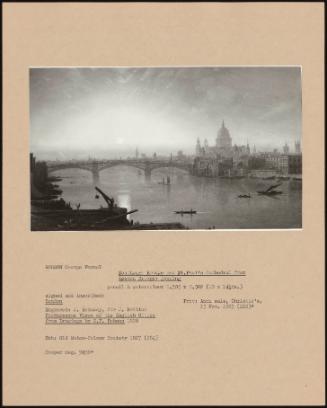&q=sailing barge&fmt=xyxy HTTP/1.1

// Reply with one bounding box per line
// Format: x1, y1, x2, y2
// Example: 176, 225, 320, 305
257, 183, 283, 196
